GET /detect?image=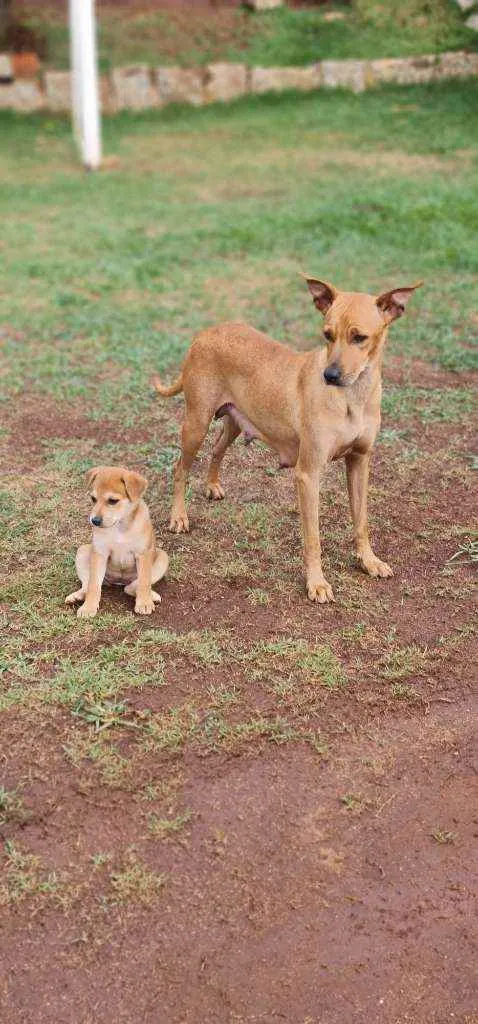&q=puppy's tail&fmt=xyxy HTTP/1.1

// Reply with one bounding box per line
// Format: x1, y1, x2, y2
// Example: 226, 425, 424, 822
152, 372, 183, 398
